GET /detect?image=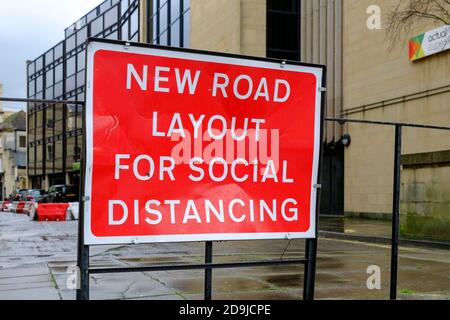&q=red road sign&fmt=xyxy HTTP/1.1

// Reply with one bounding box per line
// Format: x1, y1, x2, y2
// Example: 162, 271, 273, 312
84, 40, 324, 245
